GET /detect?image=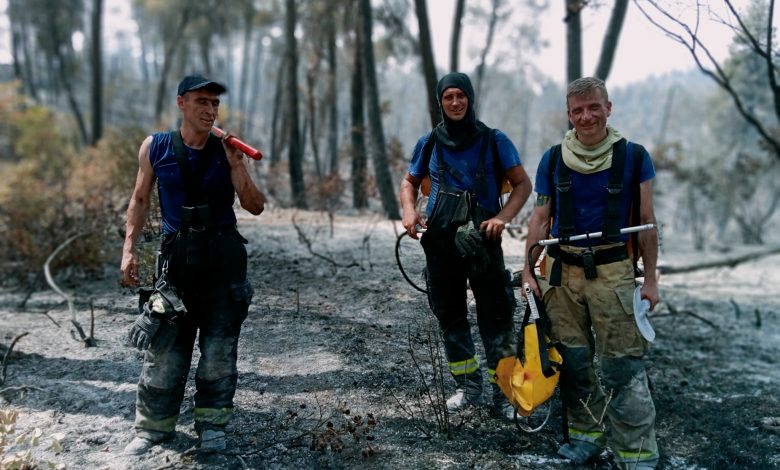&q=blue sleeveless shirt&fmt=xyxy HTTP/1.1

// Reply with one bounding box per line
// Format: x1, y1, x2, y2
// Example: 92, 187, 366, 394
150, 132, 237, 234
